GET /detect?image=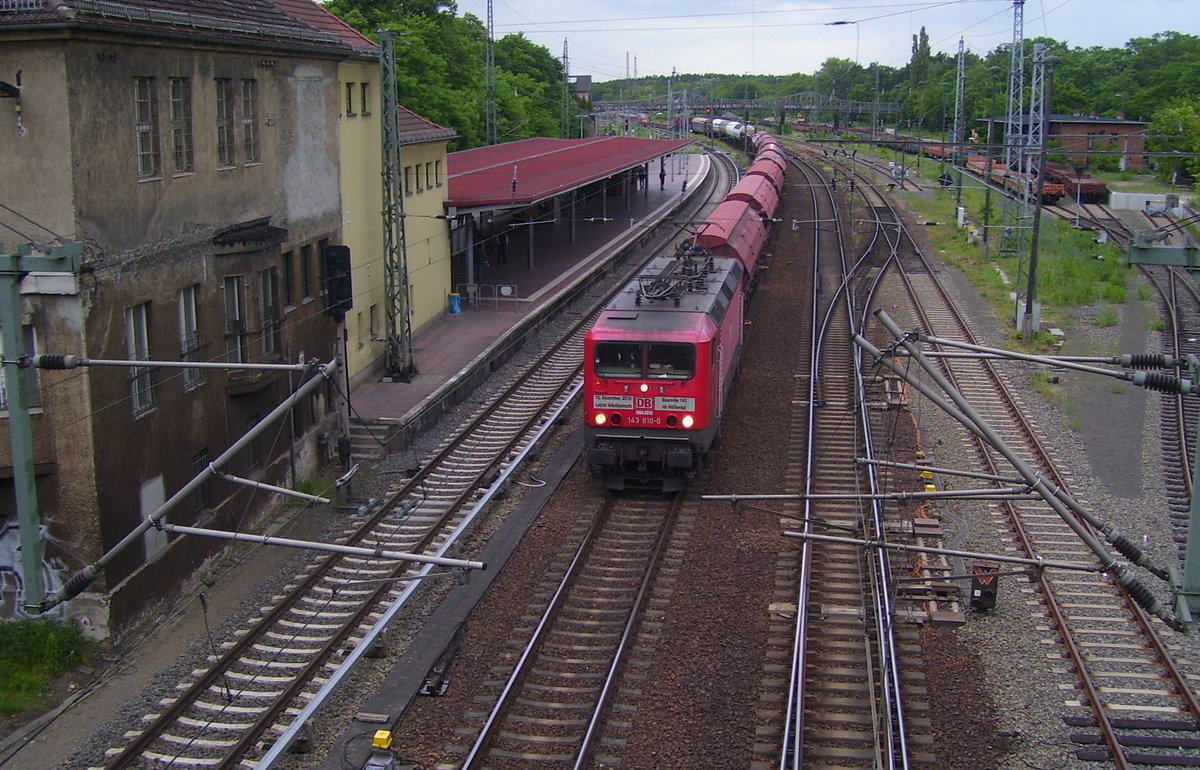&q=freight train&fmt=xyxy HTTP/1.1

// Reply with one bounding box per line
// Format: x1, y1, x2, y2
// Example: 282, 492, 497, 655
834, 126, 1109, 203
690, 116, 758, 141
583, 135, 784, 491
1043, 161, 1110, 203
965, 156, 1066, 204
